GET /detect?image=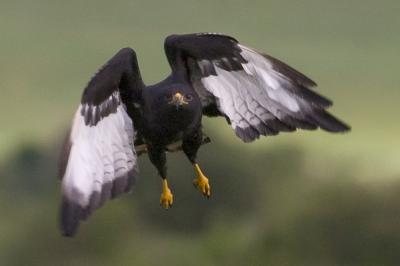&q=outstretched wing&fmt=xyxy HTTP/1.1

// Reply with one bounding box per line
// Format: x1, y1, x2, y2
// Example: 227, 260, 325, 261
59, 48, 144, 236
164, 33, 350, 142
